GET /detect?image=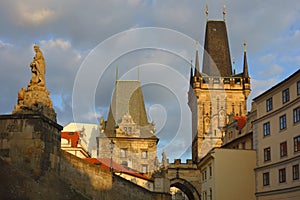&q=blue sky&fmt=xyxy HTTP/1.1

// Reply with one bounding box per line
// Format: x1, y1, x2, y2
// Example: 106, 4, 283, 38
0, 0, 299, 161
